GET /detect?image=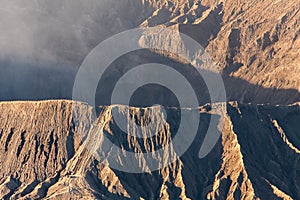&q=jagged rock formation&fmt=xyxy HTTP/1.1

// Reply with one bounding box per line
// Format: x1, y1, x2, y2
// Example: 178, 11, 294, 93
0, 100, 300, 199
137, 0, 300, 104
